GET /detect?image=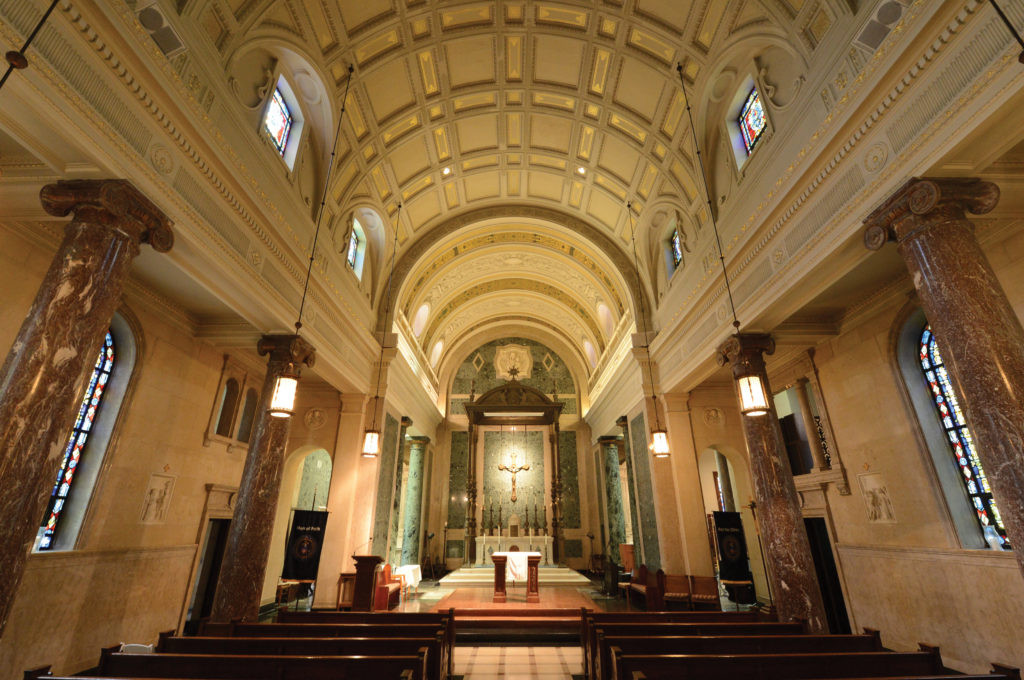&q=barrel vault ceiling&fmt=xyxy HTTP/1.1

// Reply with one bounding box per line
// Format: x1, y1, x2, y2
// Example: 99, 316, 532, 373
180, 0, 817, 391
